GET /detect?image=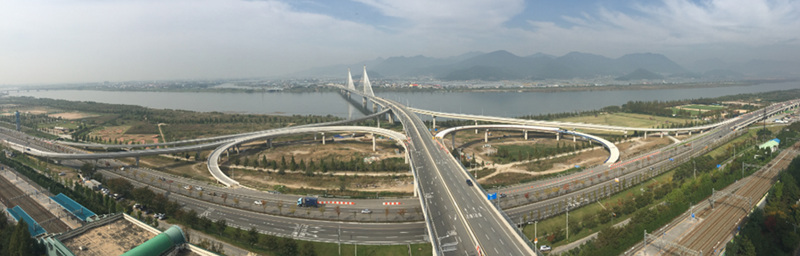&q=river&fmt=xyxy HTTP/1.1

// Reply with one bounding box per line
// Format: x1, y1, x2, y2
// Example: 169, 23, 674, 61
9, 81, 798, 118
